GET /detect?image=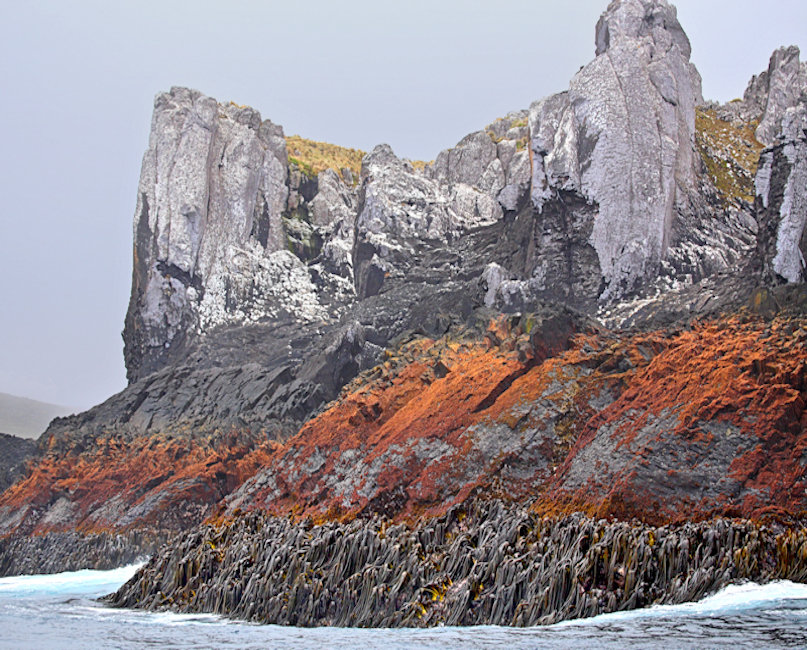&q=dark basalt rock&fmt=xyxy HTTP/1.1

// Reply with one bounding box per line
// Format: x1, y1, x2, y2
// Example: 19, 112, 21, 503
0, 434, 36, 493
